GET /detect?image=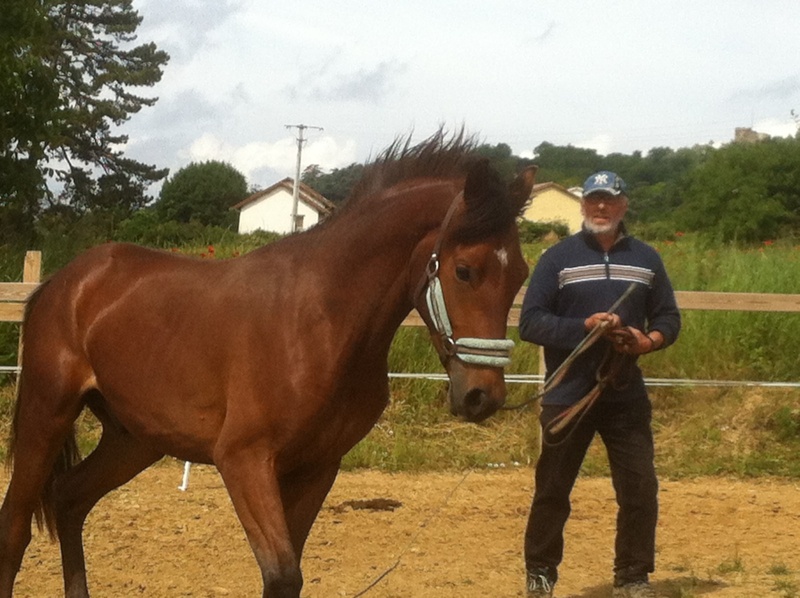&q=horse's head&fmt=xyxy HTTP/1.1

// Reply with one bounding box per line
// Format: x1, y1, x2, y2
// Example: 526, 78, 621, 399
413, 160, 536, 422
